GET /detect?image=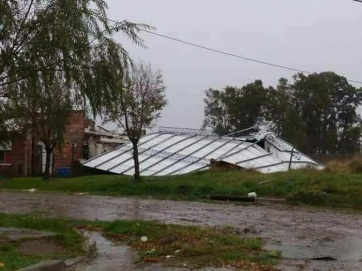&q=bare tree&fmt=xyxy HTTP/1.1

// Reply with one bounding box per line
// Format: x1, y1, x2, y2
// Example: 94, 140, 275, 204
104, 62, 167, 180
